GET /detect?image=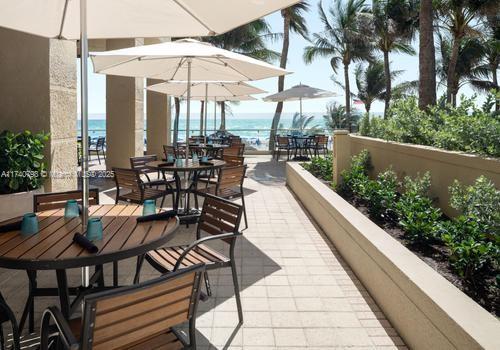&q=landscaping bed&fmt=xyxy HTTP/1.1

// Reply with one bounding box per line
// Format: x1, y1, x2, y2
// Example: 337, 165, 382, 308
302, 151, 499, 316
